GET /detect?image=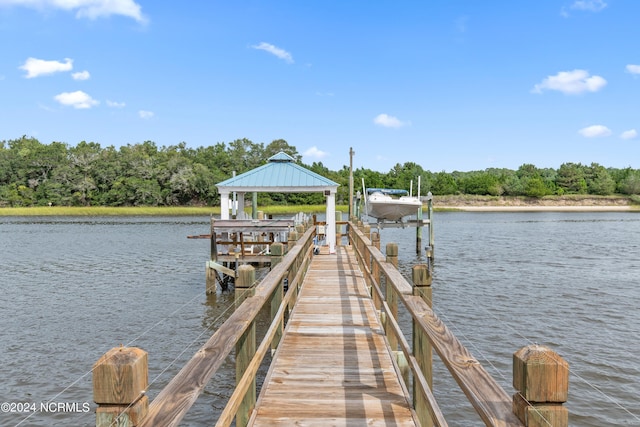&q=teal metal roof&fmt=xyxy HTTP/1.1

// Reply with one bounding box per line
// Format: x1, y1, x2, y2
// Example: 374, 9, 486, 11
216, 151, 338, 192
